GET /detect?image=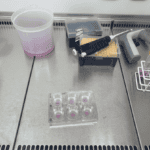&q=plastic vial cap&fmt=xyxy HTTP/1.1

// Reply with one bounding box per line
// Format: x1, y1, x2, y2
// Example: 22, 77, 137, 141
72, 49, 77, 56
81, 52, 87, 57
